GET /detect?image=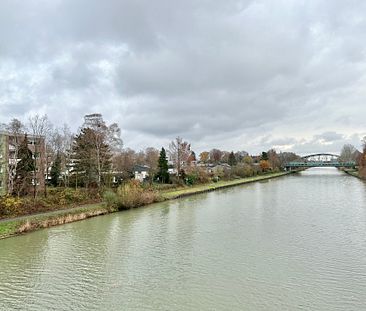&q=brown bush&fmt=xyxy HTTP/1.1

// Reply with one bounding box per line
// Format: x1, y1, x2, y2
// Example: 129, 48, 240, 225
114, 180, 160, 210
